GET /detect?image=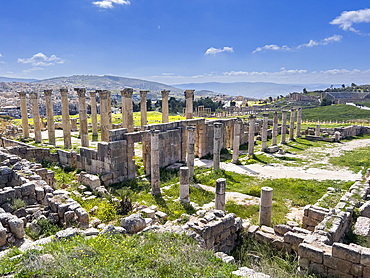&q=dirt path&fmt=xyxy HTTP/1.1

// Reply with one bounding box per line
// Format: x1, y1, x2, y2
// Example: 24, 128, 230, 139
195, 138, 370, 181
